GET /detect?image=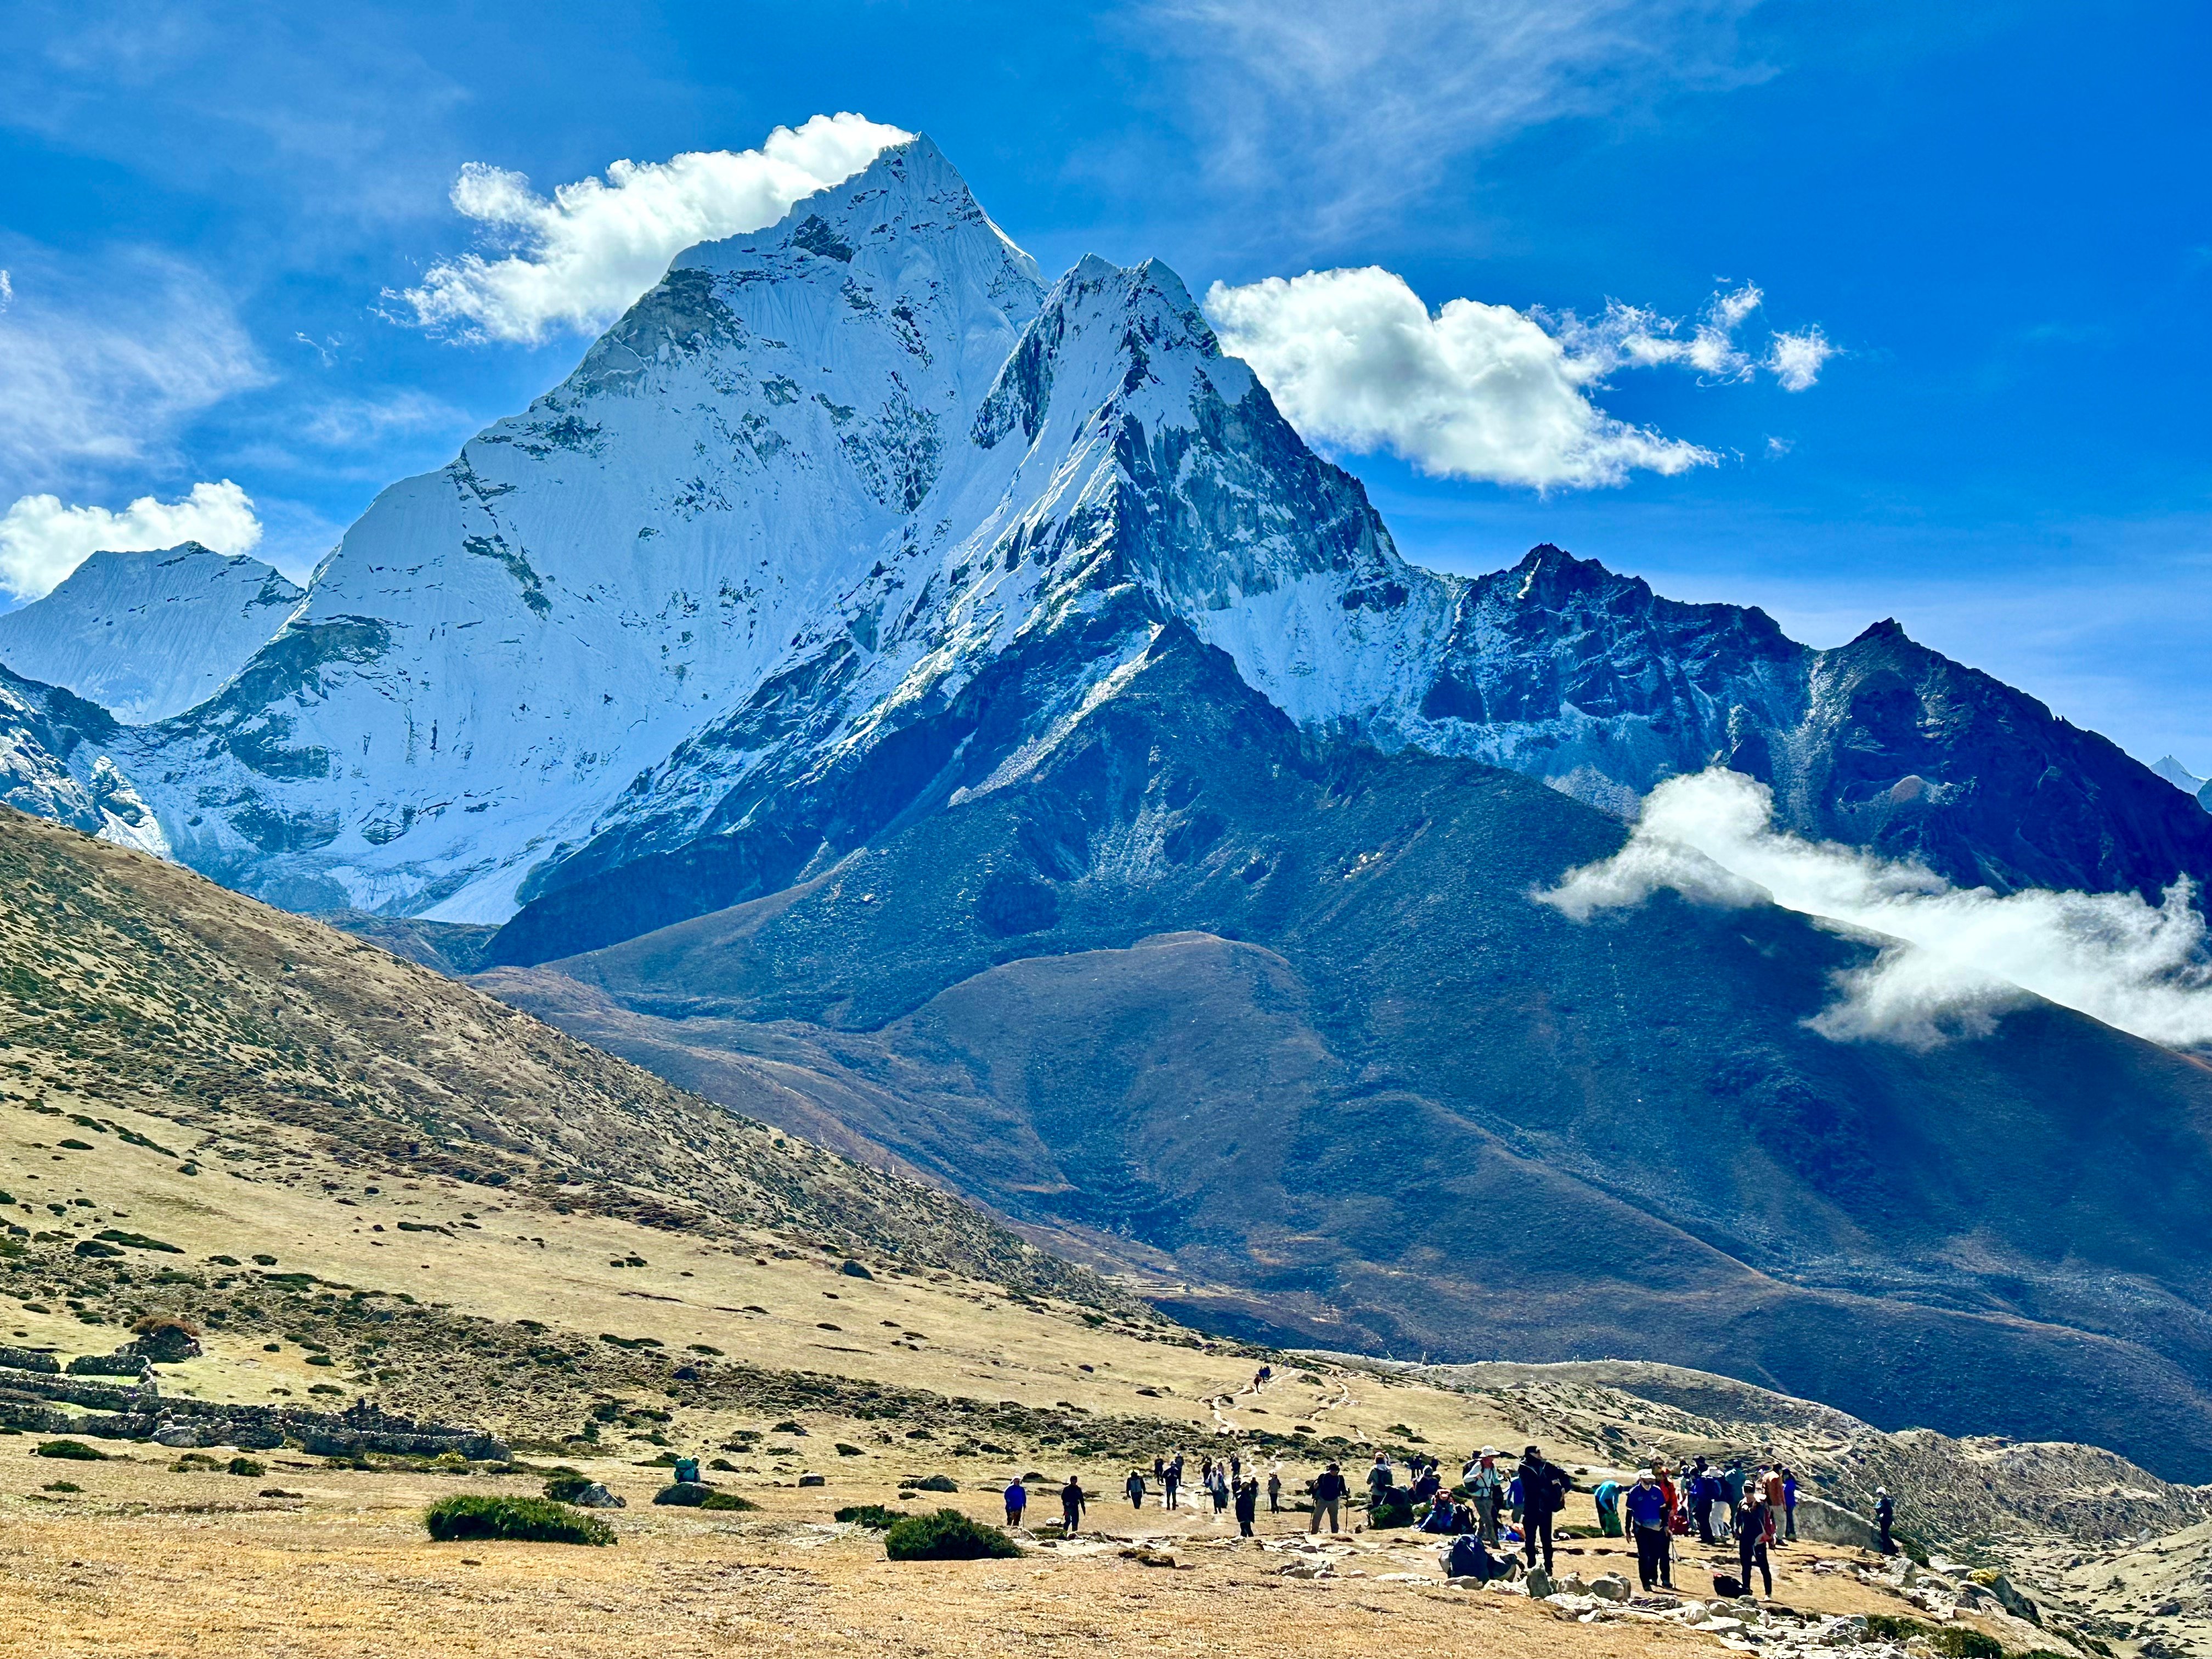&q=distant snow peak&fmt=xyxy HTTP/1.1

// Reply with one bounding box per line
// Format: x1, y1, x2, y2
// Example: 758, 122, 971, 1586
0, 481, 263, 601
391, 113, 918, 345
0, 542, 302, 723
